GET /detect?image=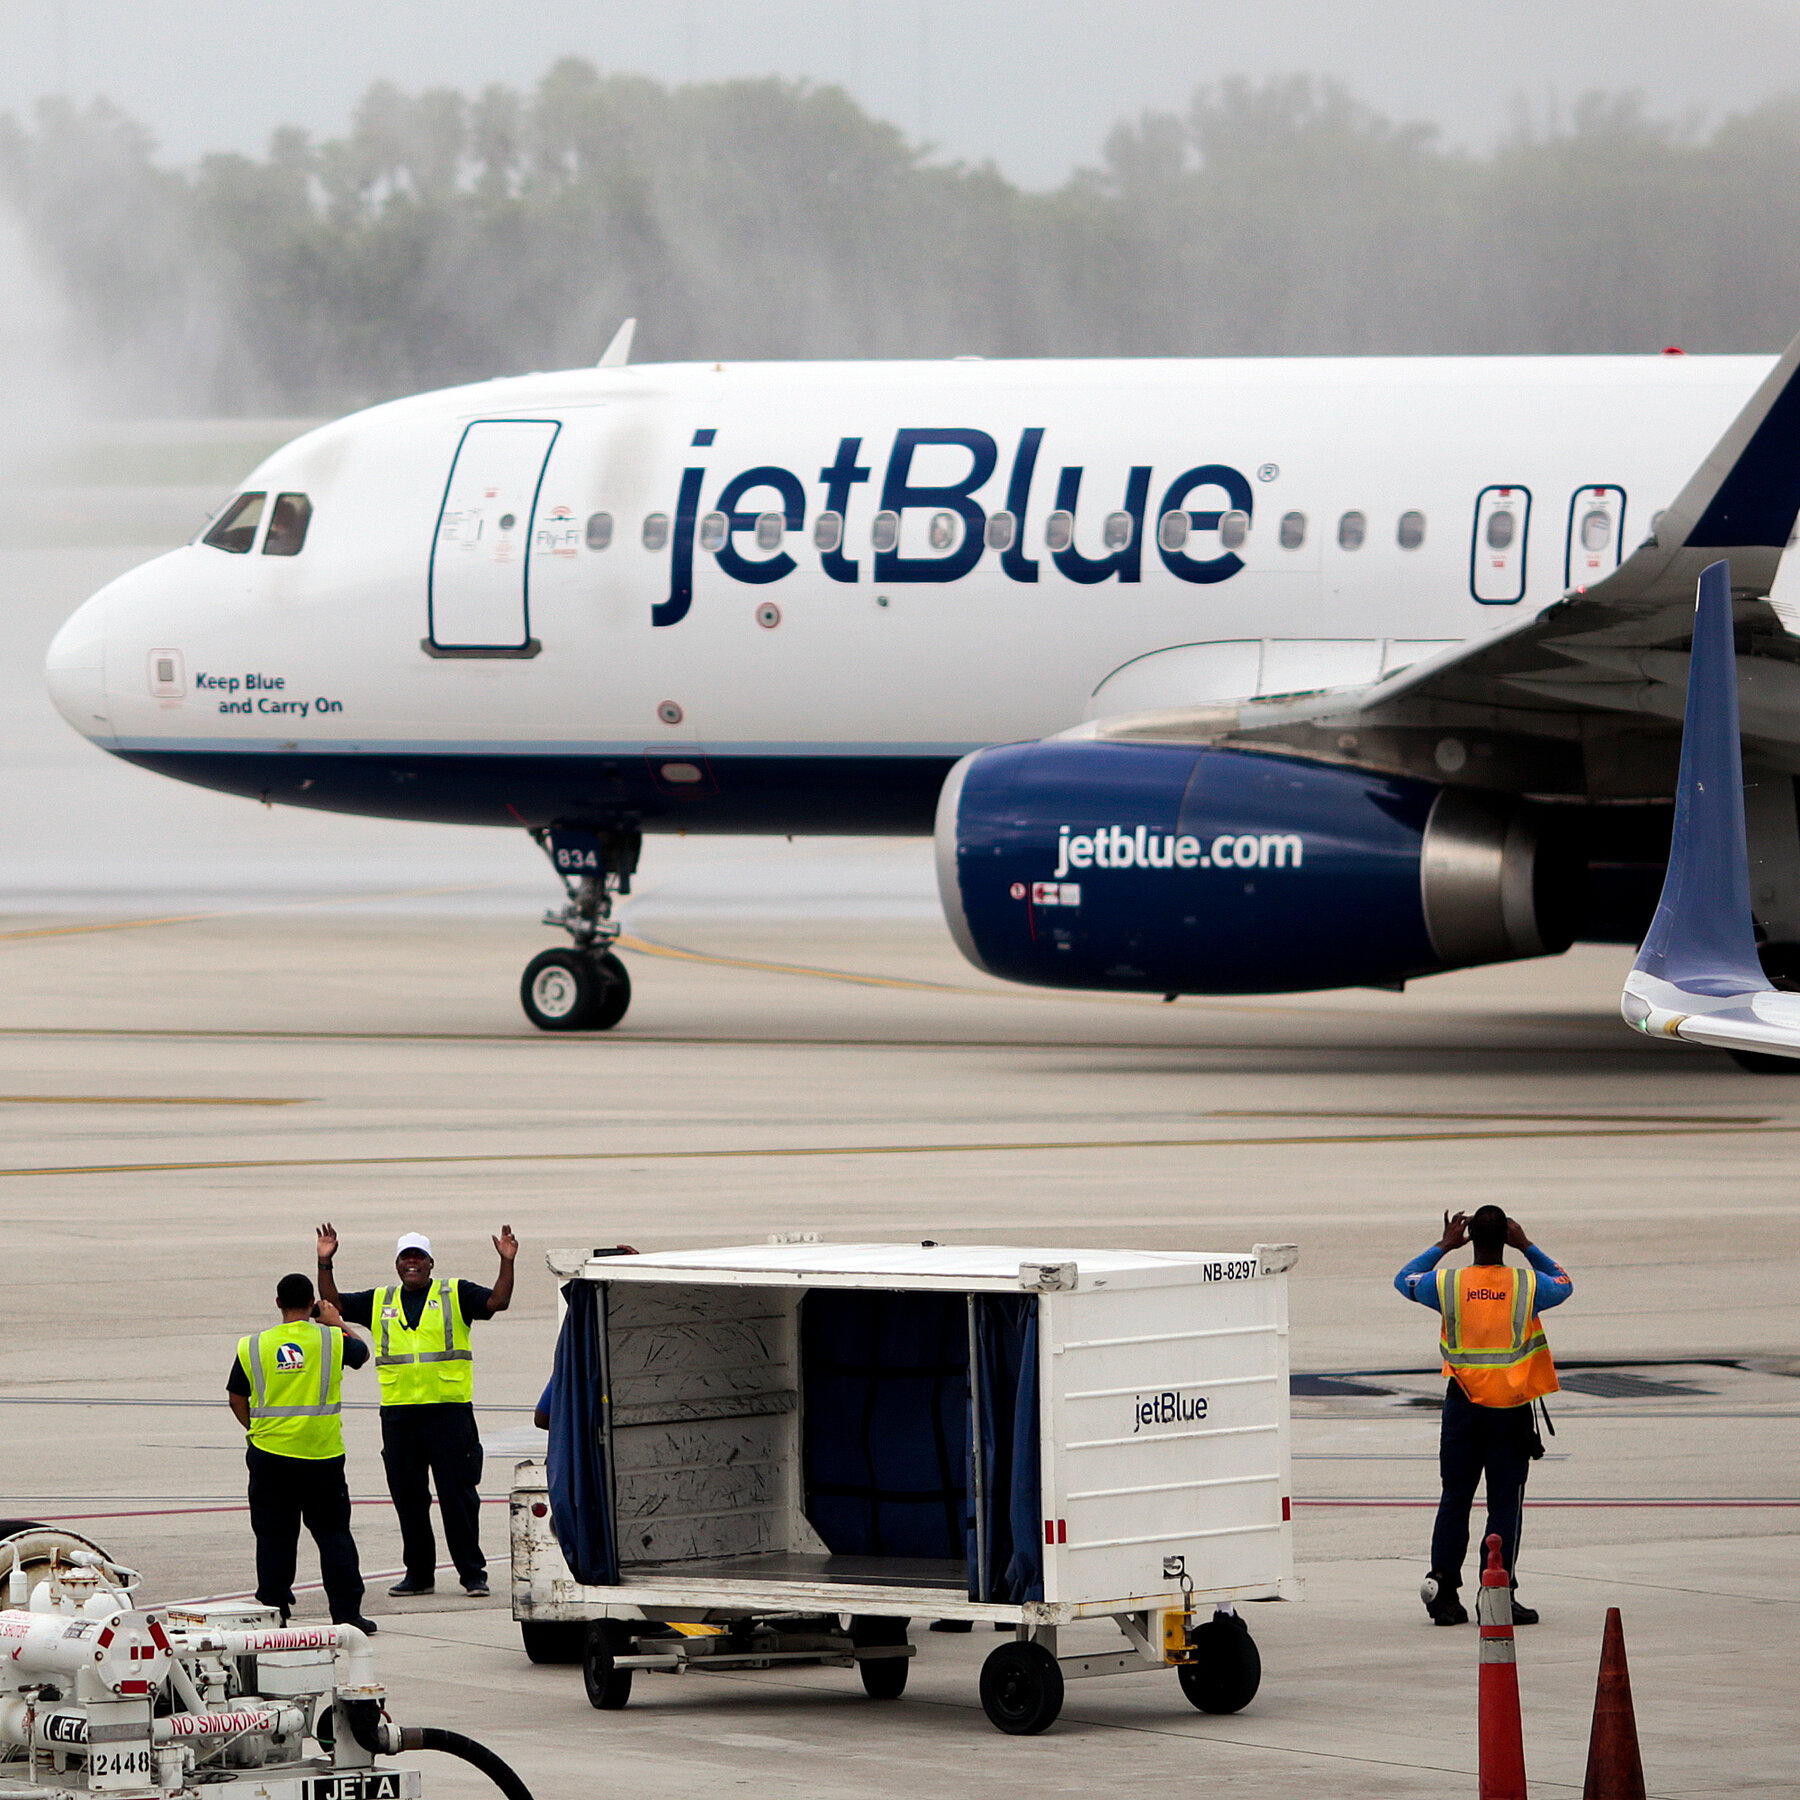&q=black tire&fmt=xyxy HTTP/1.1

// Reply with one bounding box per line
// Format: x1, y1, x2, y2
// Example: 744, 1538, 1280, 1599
582, 1623, 634, 1710
1726, 1047, 1800, 1073
522, 950, 601, 1031
979, 1641, 1064, 1735
587, 952, 631, 1030
520, 1620, 588, 1665
1177, 1614, 1262, 1714
850, 1615, 910, 1698
859, 1653, 909, 1699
